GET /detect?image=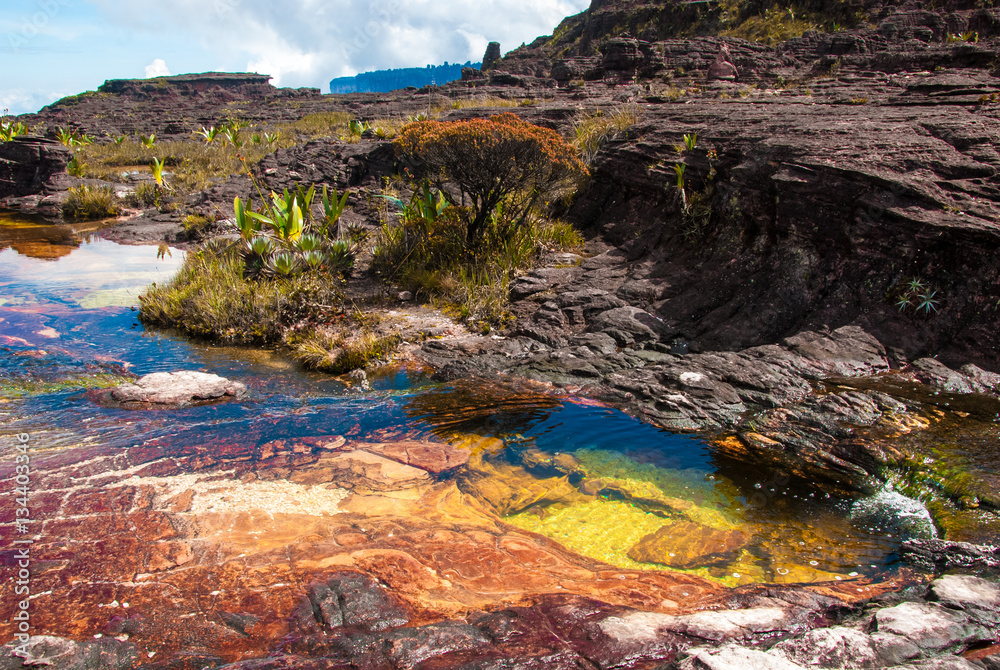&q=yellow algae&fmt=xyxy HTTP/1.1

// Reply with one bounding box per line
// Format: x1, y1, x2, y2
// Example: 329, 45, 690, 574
506, 499, 677, 571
